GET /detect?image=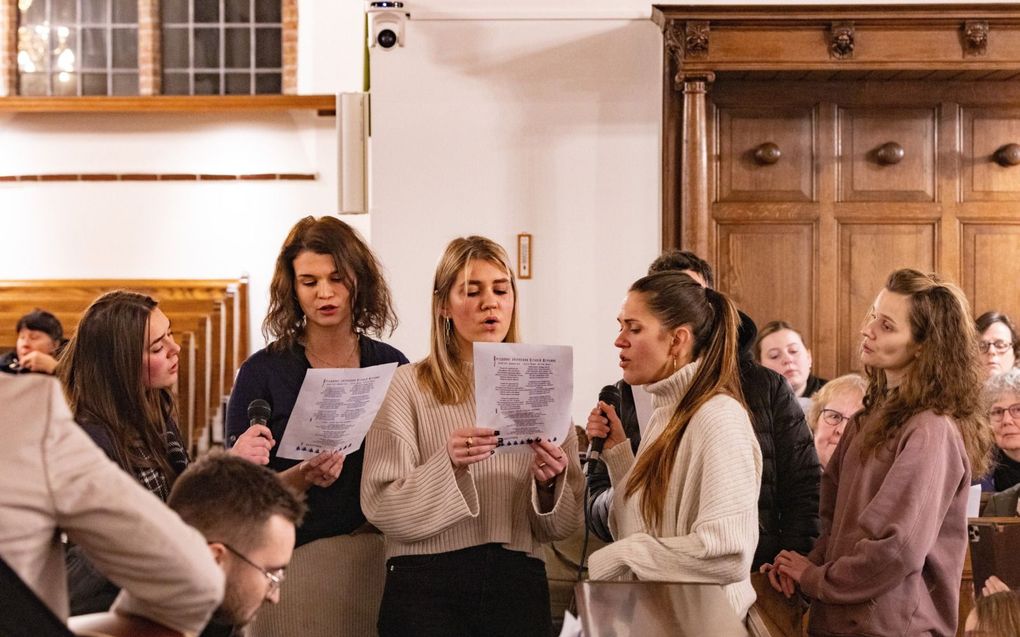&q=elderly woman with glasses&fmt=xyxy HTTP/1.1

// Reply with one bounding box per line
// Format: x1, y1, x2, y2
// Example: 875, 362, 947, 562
976, 311, 1019, 379
805, 374, 867, 470
983, 368, 1020, 492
